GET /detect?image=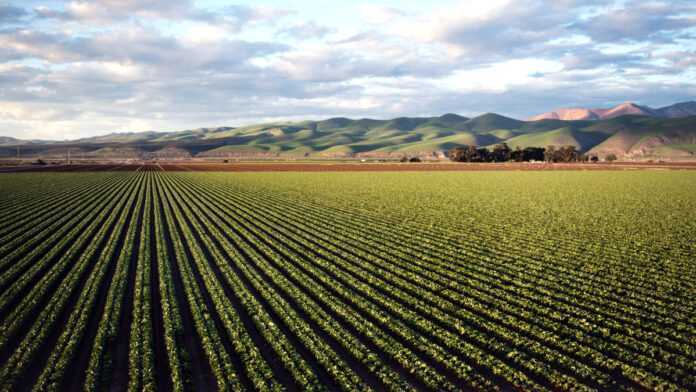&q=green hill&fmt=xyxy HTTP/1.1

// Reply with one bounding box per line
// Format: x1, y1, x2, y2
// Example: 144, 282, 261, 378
462, 113, 524, 133
504, 128, 612, 151
3, 114, 695, 160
